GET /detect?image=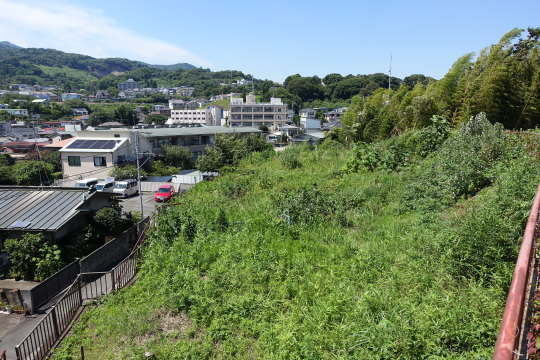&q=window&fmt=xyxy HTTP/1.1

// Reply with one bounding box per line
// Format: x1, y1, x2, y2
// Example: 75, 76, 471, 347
94, 156, 107, 167
68, 156, 81, 166
187, 137, 199, 145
